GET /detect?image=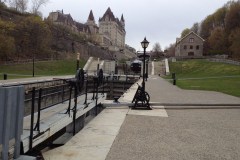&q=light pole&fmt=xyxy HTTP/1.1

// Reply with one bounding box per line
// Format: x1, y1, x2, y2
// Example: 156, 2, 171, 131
146, 59, 149, 81
141, 37, 149, 91
32, 53, 35, 77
